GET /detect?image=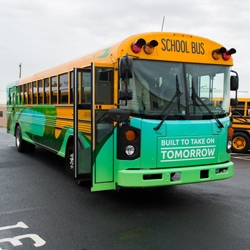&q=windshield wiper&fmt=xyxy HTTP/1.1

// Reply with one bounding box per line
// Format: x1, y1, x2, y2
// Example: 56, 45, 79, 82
191, 80, 224, 128
154, 75, 183, 130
